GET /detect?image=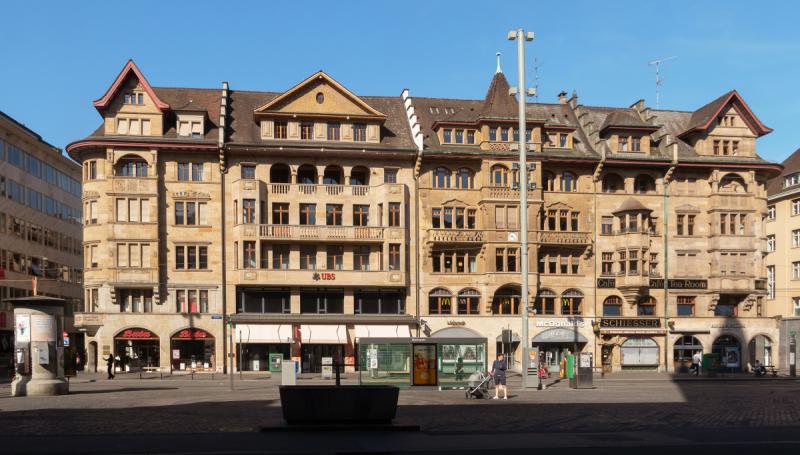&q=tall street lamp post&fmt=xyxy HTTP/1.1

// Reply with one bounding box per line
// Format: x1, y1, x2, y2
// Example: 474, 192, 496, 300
508, 28, 535, 389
